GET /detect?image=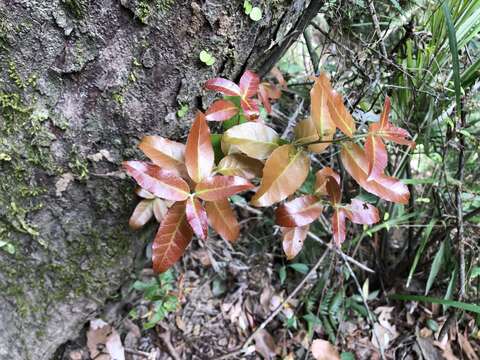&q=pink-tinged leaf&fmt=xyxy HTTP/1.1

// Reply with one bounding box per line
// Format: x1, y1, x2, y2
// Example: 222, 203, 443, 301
240, 98, 260, 119
195, 175, 254, 201
345, 199, 379, 225
205, 199, 240, 242
379, 125, 416, 147
152, 201, 193, 273
282, 225, 309, 260
270, 66, 287, 88
239, 70, 260, 98
205, 100, 239, 122
138, 136, 186, 176
204, 78, 241, 97
340, 142, 410, 204
276, 195, 323, 227
315, 167, 340, 196
135, 186, 155, 199
185, 112, 214, 183
332, 208, 347, 246
365, 133, 387, 181
123, 161, 190, 201
251, 145, 310, 207
258, 83, 272, 113
186, 196, 208, 240
379, 96, 391, 129
216, 154, 264, 179
153, 198, 171, 223
129, 199, 154, 229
